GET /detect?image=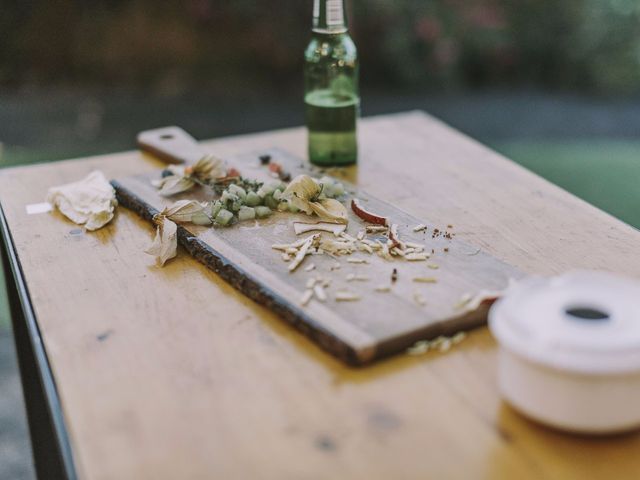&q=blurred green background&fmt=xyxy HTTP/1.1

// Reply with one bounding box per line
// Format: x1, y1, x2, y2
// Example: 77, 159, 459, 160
3, 0, 640, 92
0, 2, 639, 477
